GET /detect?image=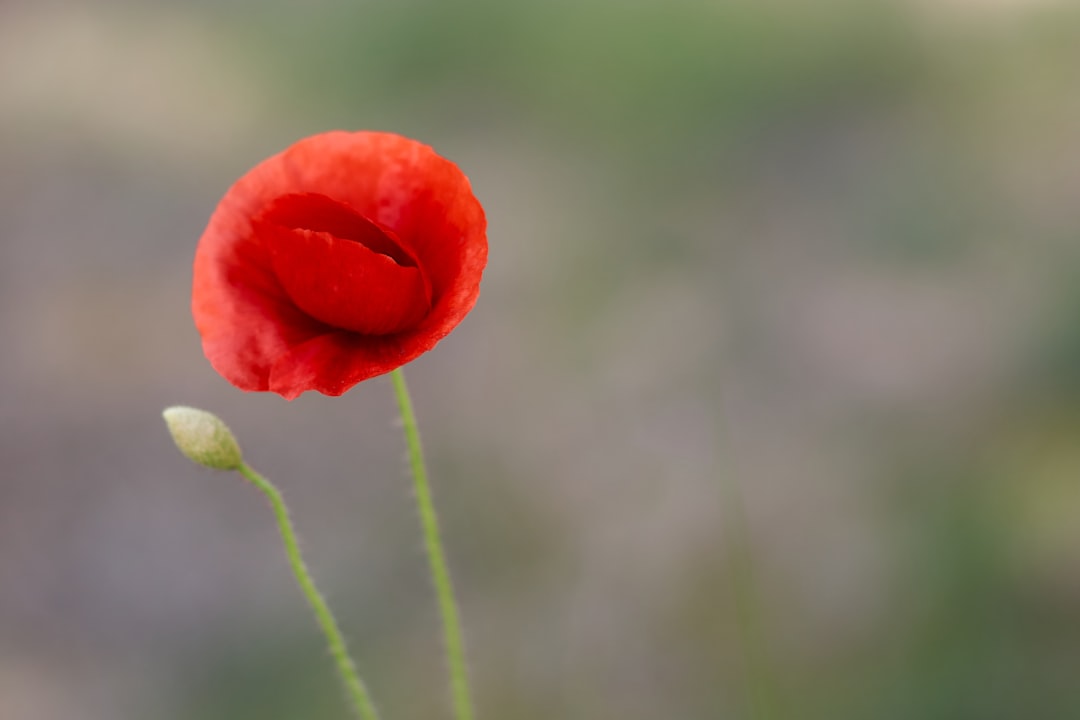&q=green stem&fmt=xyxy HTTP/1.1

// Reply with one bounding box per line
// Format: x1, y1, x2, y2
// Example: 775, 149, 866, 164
390, 368, 476, 720
237, 462, 381, 720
